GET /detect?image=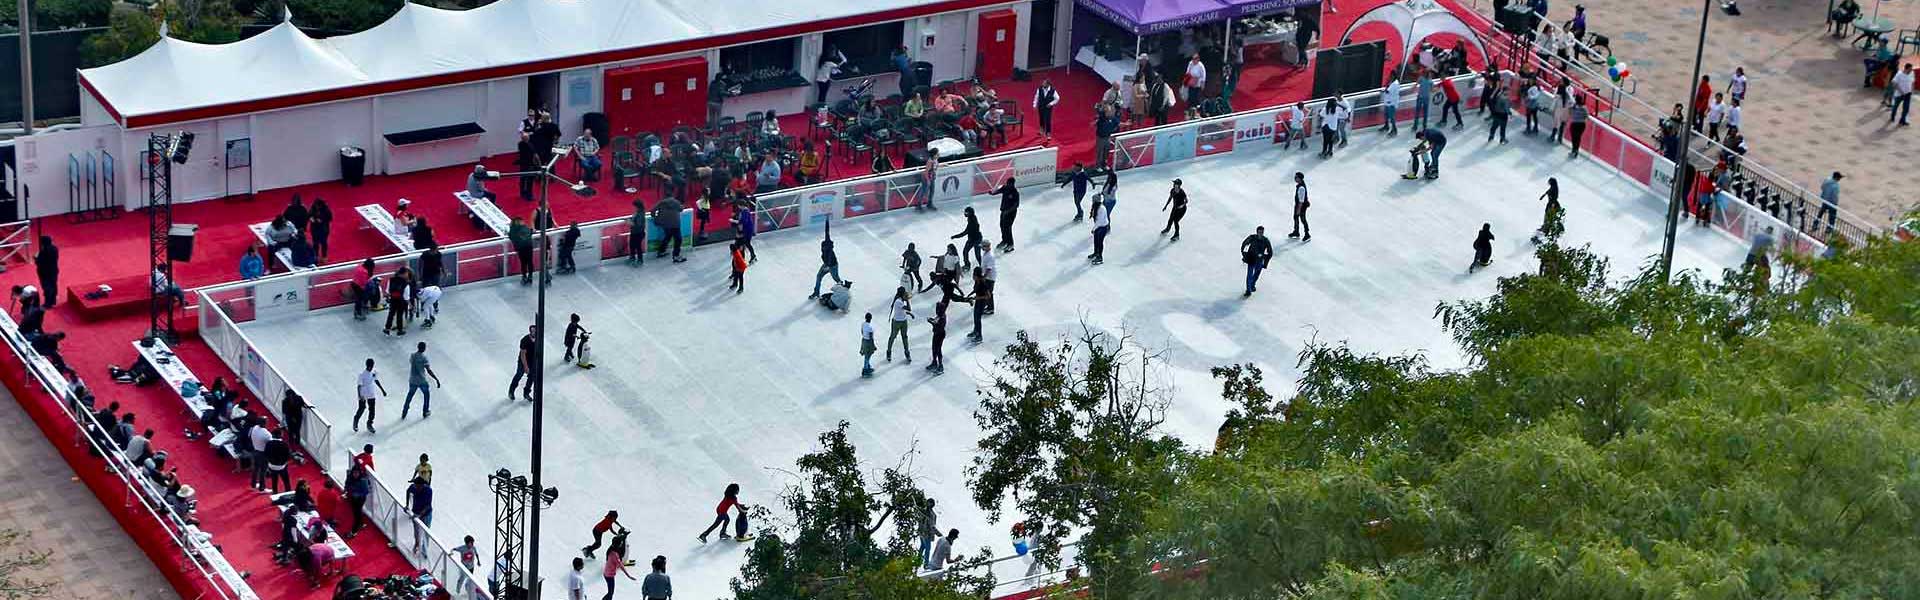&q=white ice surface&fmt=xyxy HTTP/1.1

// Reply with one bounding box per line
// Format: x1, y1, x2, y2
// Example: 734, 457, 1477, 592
237, 123, 1747, 599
